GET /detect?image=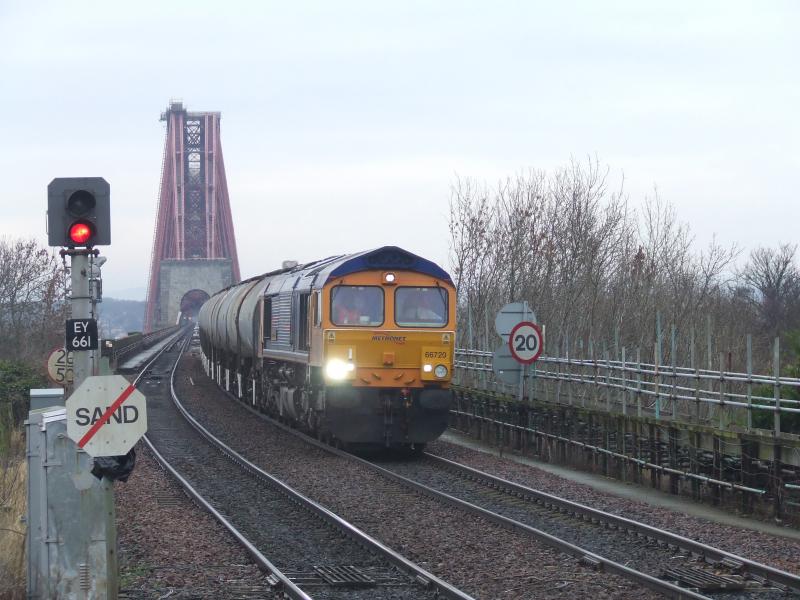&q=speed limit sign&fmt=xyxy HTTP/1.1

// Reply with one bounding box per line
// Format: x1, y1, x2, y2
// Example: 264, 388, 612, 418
46, 347, 74, 386
508, 321, 543, 365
